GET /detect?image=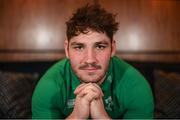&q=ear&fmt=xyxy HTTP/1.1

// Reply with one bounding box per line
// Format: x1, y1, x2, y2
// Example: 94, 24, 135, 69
111, 40, 116, 57
64, 40, 69, 58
